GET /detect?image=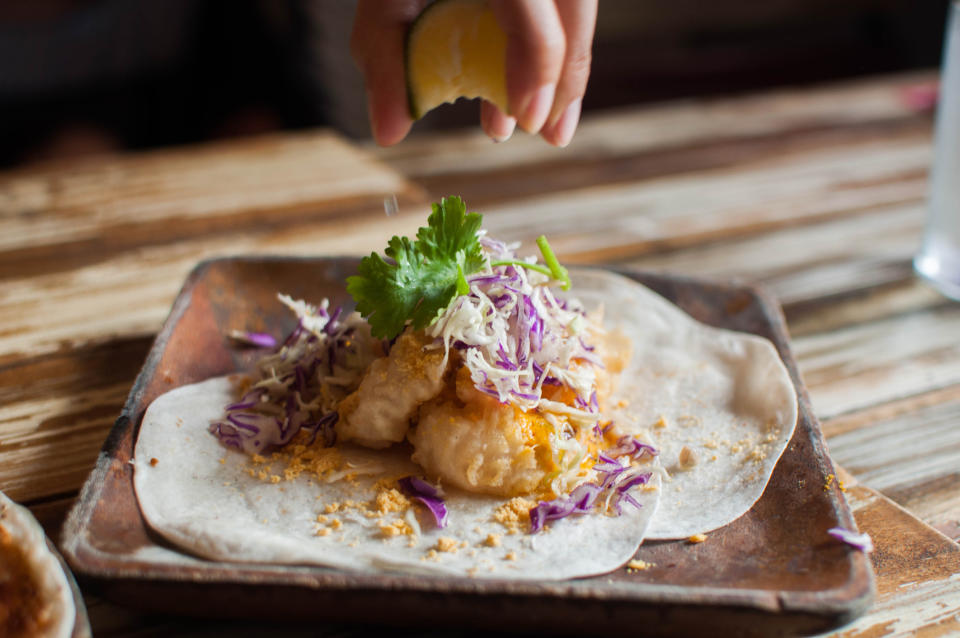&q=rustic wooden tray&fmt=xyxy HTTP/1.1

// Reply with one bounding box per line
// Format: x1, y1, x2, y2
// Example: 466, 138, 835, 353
61, 256, 873, 637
